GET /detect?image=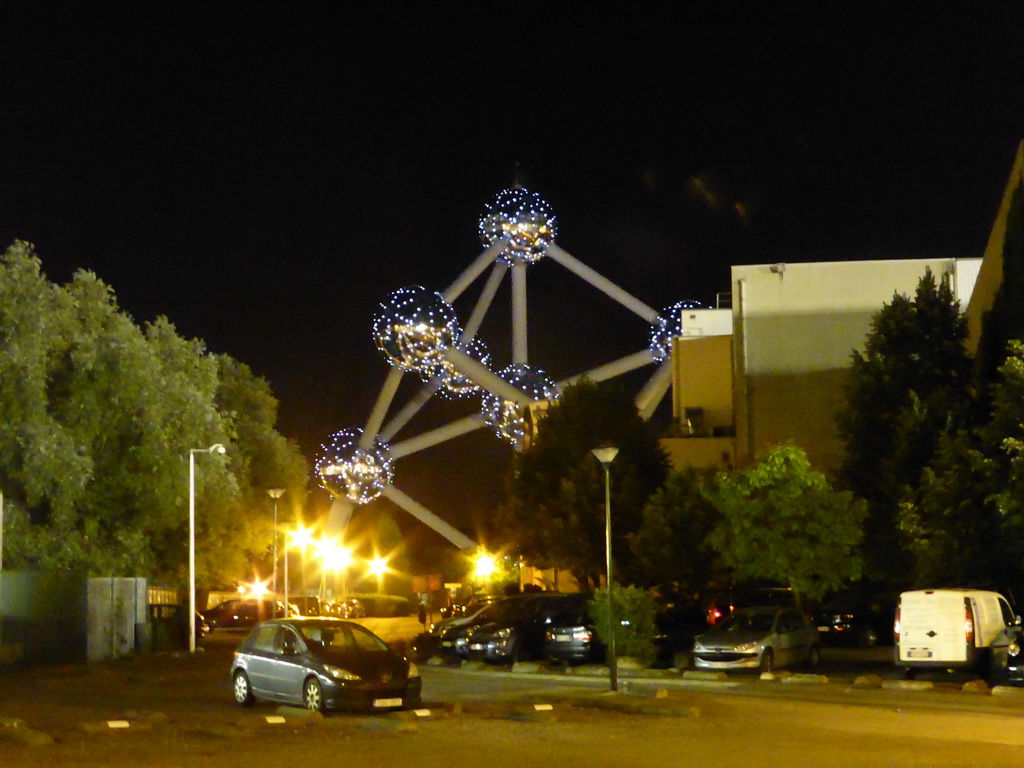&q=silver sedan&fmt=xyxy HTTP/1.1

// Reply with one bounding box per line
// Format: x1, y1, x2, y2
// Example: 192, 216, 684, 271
693, 606, 820, 673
